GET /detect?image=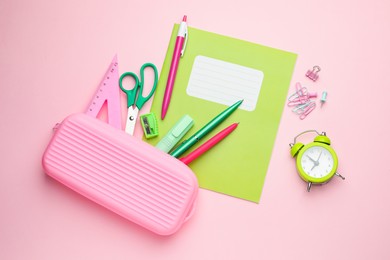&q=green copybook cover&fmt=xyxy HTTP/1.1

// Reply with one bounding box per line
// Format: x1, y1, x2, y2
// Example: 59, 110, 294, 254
146, 24, 297, 203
